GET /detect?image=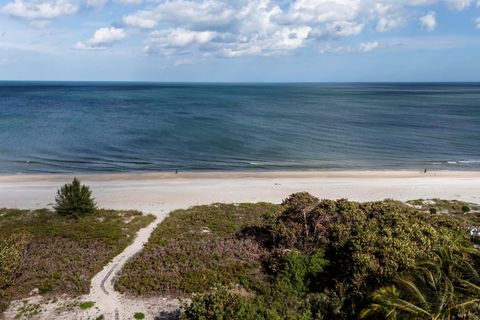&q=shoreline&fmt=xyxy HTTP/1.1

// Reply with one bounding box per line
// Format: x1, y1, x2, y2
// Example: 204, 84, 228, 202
2, 169, 480, 182
1, 170, 480, 212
